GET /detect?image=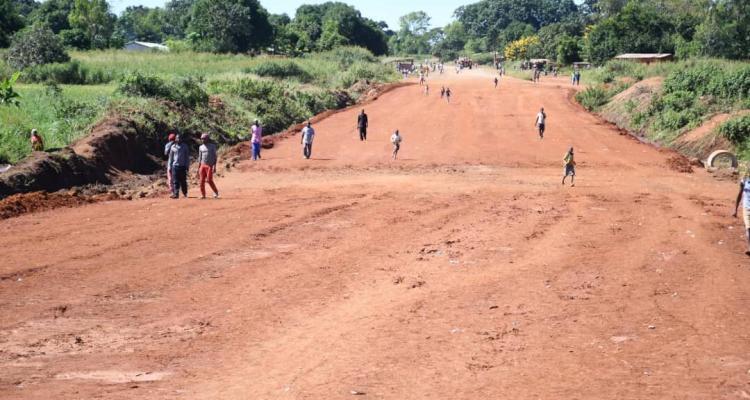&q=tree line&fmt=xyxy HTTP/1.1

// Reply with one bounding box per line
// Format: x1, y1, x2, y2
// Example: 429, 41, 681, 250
0, 0, 390, 55
0, 0, 748, 64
